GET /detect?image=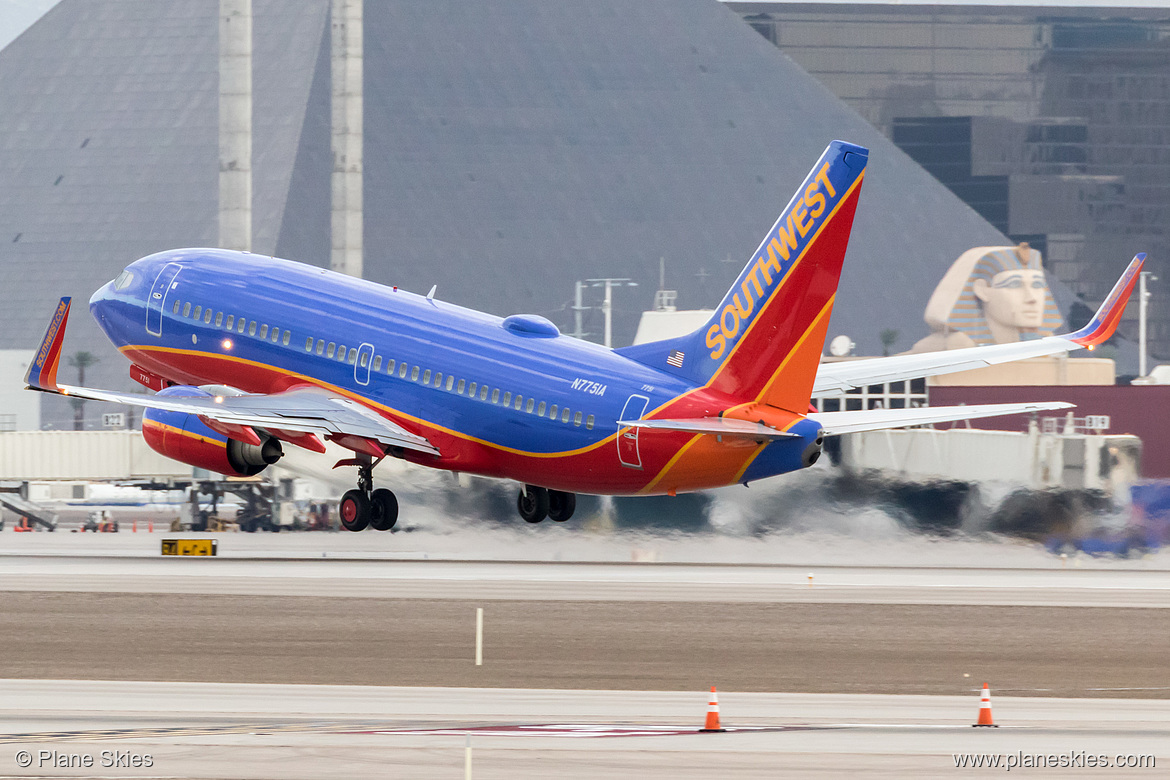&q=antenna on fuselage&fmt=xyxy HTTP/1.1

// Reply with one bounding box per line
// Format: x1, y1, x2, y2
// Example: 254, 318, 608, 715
426, 285, 437, 301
